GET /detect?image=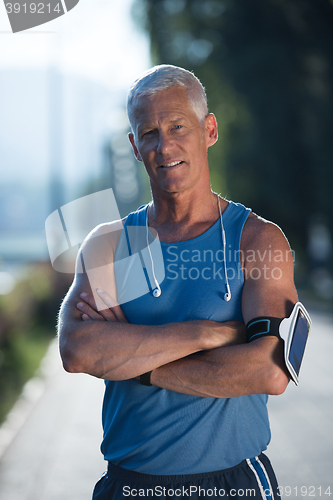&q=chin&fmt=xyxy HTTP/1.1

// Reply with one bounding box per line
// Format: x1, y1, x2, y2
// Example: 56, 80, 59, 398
161, 182, 190, 194
151, 178, 188, 194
